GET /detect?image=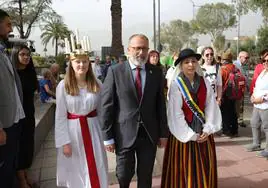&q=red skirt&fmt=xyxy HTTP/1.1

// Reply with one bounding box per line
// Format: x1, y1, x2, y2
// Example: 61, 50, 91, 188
161, 134, 218, 188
